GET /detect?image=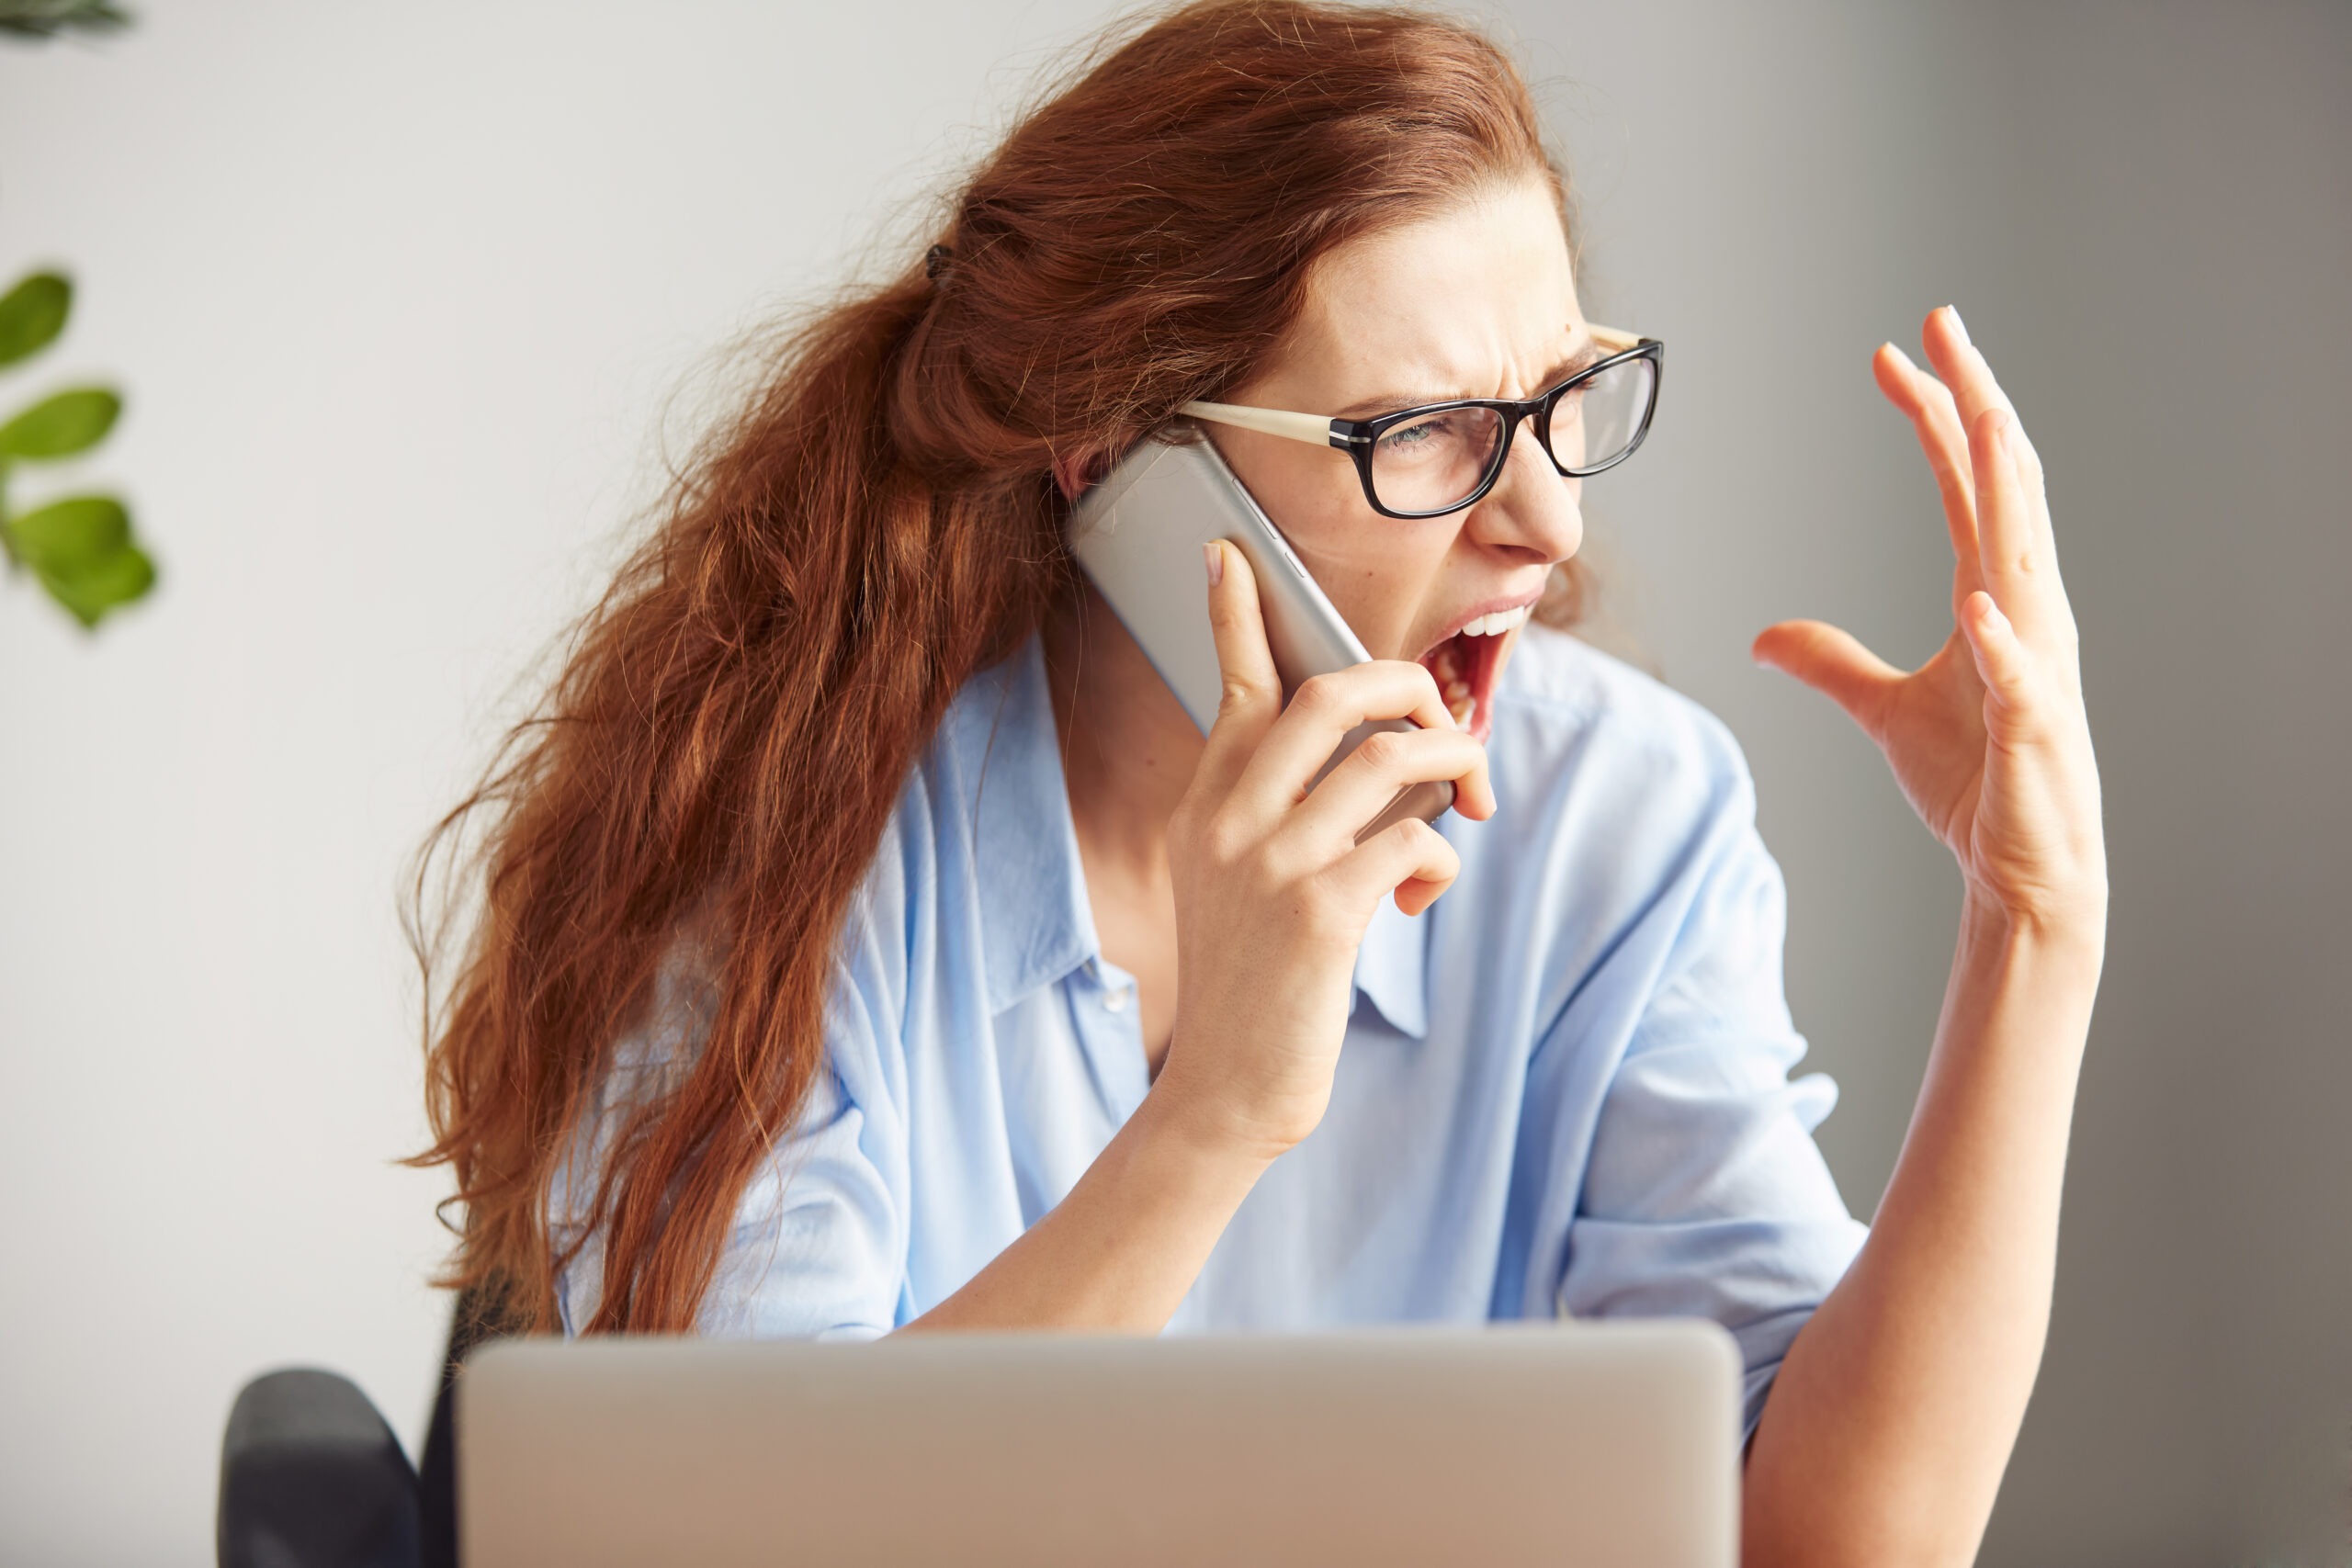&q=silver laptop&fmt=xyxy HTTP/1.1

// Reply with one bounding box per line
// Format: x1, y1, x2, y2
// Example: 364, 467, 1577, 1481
459, 1319, 1740, 1567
